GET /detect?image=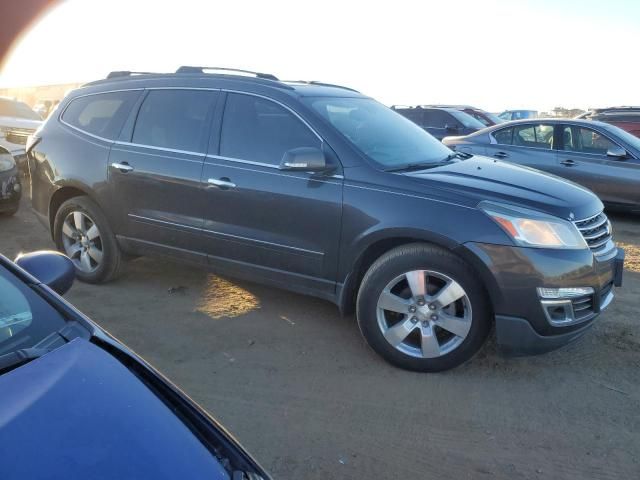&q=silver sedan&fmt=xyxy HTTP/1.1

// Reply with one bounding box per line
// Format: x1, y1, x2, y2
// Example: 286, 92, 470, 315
443, 118, 640, 212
